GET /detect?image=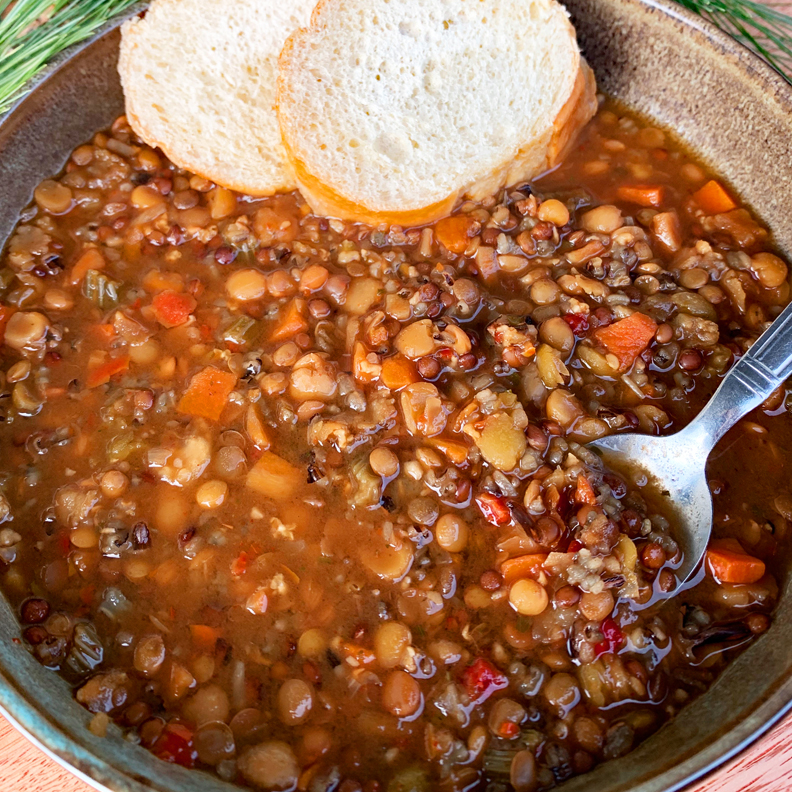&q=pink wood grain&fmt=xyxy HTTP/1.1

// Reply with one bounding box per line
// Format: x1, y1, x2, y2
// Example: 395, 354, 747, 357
3, 708, 792, 791
0, 719, 88, 791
